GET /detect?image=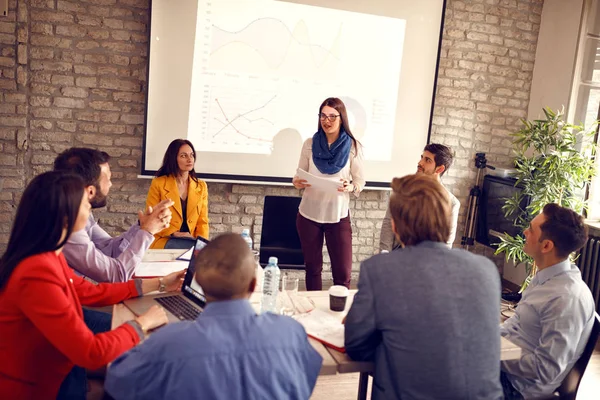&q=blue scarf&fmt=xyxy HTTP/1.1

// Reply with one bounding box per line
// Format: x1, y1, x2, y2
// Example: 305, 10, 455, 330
312, 129, 352, 175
